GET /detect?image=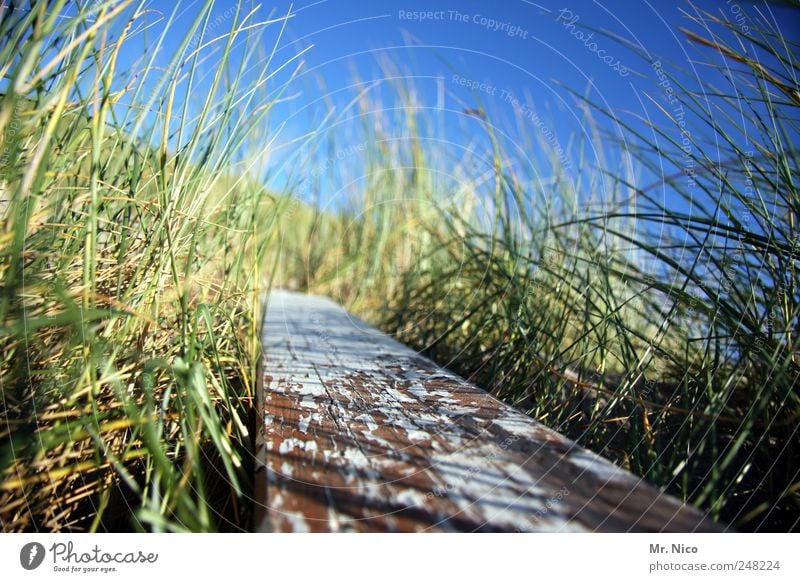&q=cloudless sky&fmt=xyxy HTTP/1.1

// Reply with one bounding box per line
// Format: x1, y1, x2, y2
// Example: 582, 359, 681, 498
133, 0, 799, 210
